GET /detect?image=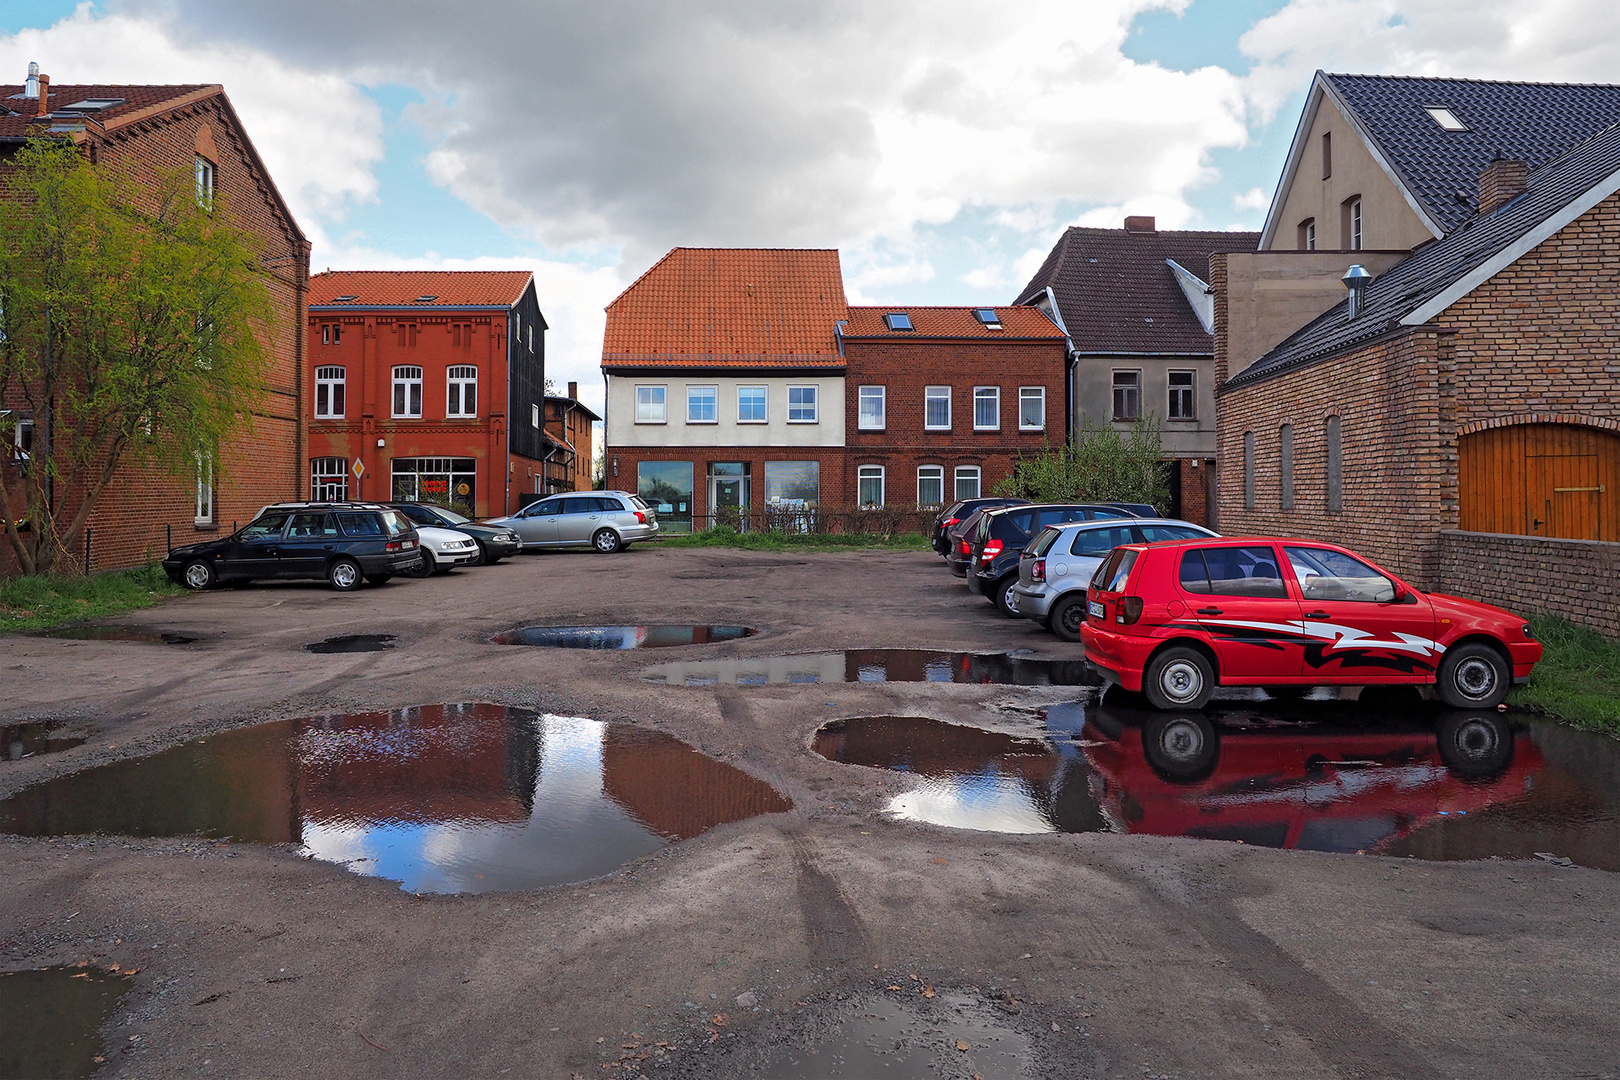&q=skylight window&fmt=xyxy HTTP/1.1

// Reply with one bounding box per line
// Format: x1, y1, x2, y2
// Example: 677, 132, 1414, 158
1425, 106, 1469, 132
883, 312, 914, 331
414, 295, 438, 302
60, 97, 125, 113
972, 308, 1003, 329
334, 295, 358, 303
